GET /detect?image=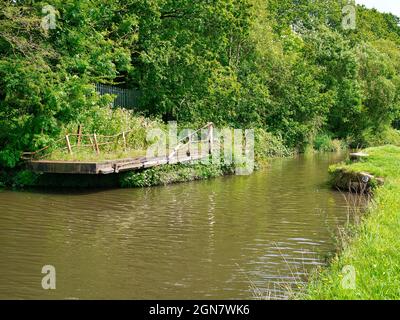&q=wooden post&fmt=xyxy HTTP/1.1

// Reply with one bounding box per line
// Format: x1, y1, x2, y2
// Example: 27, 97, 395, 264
77, 125, 83, 147
187, 135, 191, 157
122, 131, 127, 152
93, 134, 100, 155
208, 123, 214, 155
114, 135, 119, 152
89, 135, 96, 153
65, 135, 73, 154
